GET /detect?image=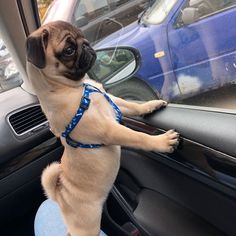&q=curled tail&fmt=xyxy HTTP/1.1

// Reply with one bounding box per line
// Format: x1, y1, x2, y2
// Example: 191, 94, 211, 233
41, 162, 61, 201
